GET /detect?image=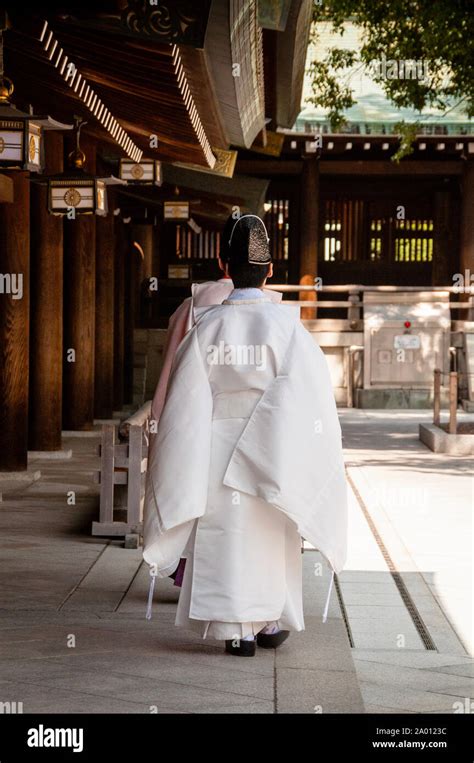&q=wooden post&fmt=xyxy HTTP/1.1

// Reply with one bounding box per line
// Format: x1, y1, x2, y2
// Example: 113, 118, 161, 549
433, 368, 441, 427
124, 228, 135, 405
29, 132, 64, 451
94, 198, 115, 419
432, 190, 453, 286
132, 224, 154, 327
299, 156, 319, 281
127, 425, 144, 527
346, 348, 353, 409
299, 274, 316, 320
0, 172, 30, 470
99, 424, 115, 526
113, 216, 126, 410
62, 134, 96, 430
0, 174, 13, 203
460, 162, 474, 319
348, 288, 361, 322
448, 371, 457, 434
132, 224, 153, 278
